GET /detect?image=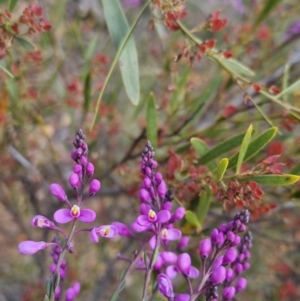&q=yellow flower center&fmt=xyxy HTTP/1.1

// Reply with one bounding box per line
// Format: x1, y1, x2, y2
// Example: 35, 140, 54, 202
71, 205, 80, 217
100, 227, 110, 236
162, 228, 168, 238
148, 209, 156, 220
